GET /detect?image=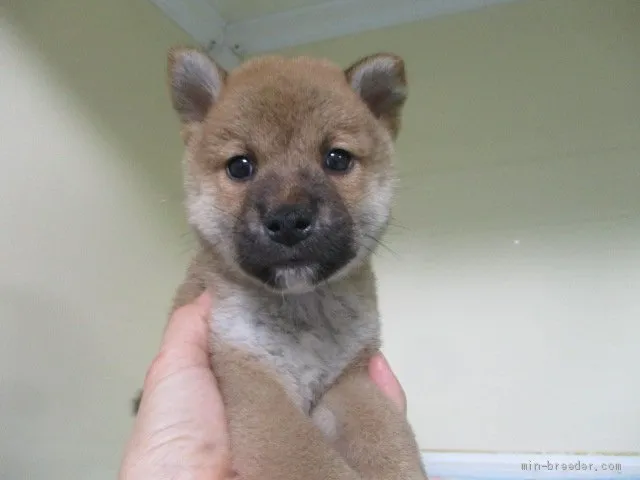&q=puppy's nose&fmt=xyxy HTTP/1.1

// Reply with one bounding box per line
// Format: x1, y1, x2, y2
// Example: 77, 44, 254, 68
263, 204, 315, 246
